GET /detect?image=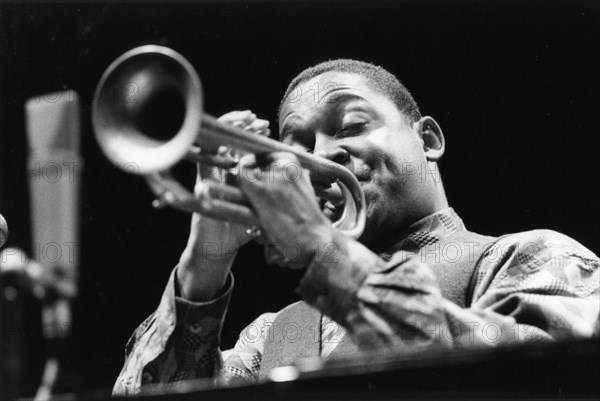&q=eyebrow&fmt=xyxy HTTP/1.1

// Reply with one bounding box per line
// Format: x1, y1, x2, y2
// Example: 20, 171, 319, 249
280, 115, 303, 138
279, 125, 294, 140
321, 91, 367, 106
